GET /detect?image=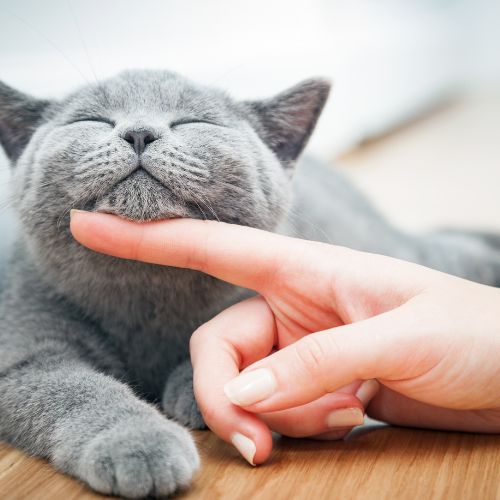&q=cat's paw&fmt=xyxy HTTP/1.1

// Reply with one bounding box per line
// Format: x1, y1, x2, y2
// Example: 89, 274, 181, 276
162, 362, 206, 430
77, 415, 200, 498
